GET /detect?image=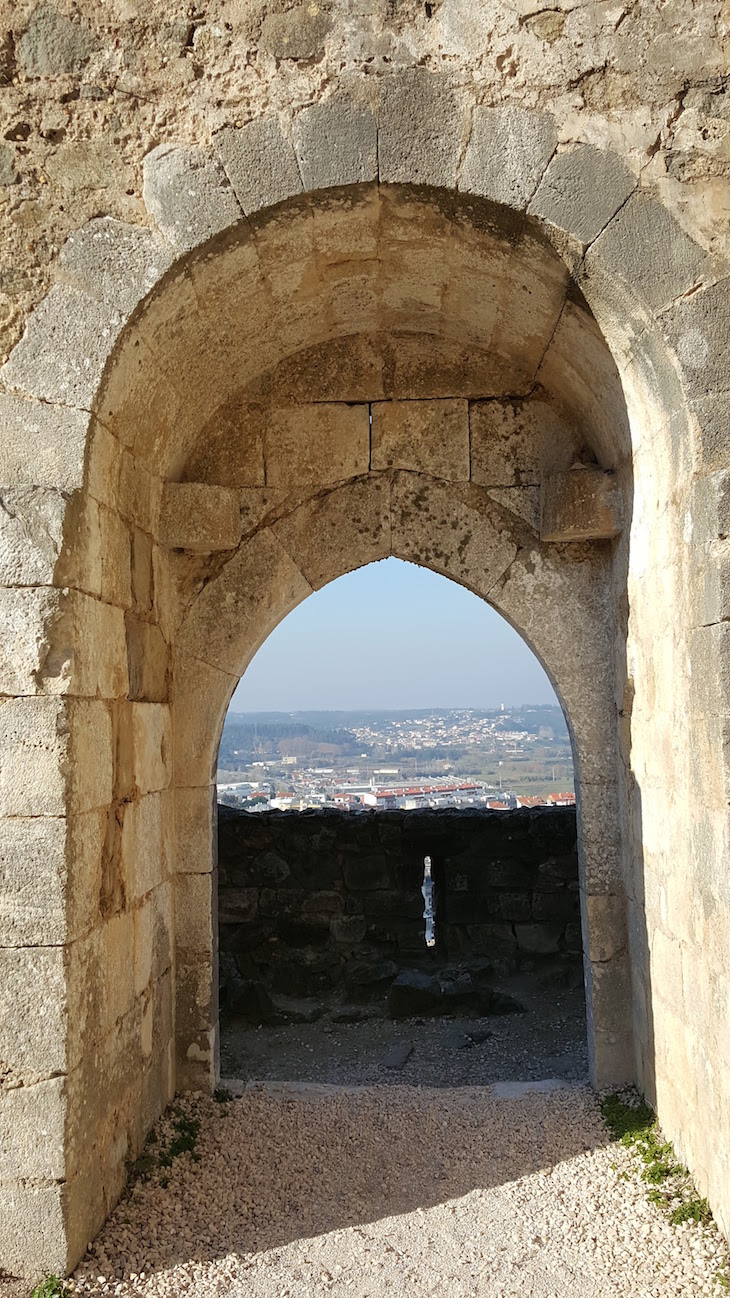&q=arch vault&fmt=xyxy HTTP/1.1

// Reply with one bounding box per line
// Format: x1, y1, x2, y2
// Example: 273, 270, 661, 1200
0, 77, 729, 1278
